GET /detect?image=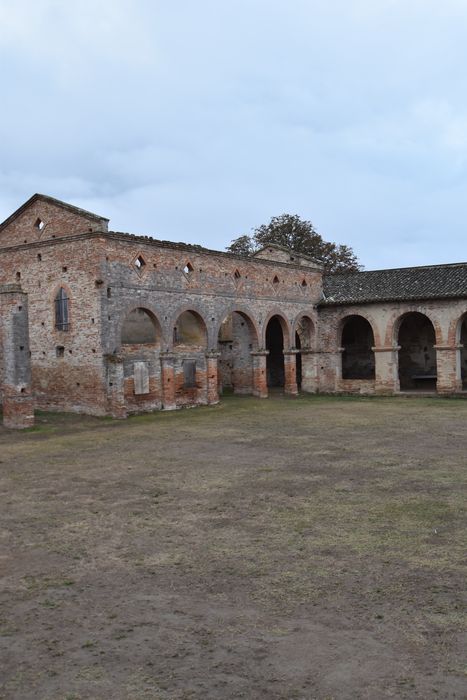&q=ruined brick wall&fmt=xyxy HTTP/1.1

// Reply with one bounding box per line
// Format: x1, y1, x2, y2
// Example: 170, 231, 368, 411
0, 234, 108, 415
2, 194, 465, 416
0, 198, 322, 416
0, 285, 34, 428
98, 235, 321, 412
0, 197, 108, 248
